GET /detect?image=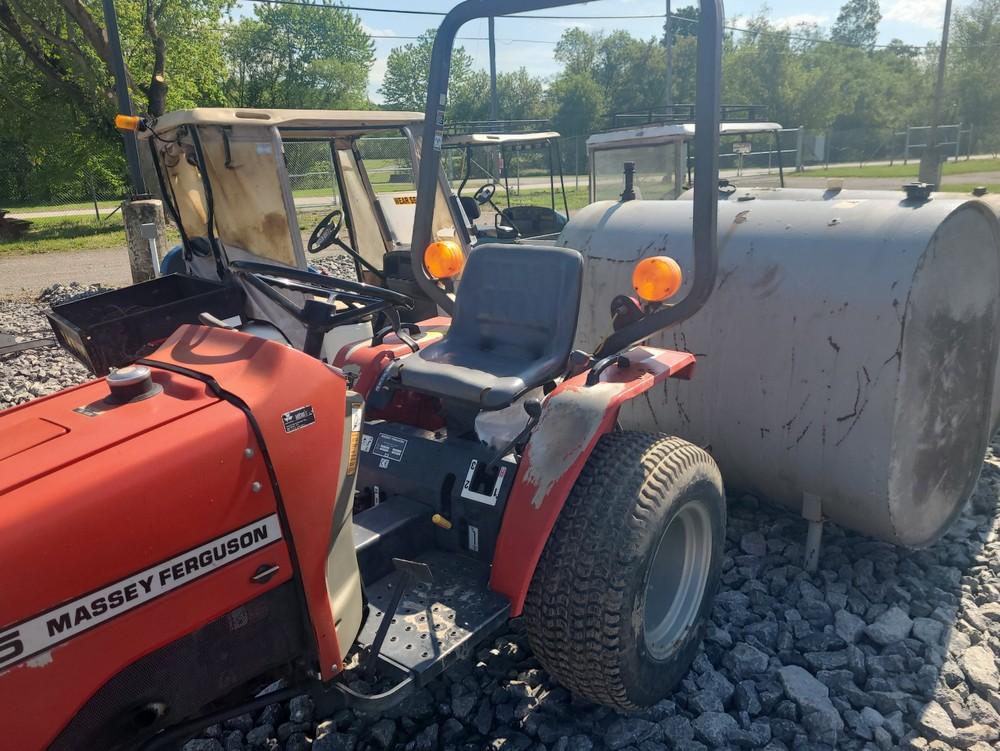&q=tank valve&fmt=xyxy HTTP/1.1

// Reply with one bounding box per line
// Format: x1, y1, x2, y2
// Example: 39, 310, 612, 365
902, 182, 934, 202
106, 365, 160, 404
620, 161, 637, 202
